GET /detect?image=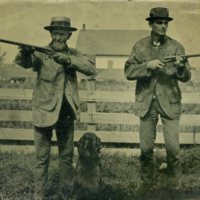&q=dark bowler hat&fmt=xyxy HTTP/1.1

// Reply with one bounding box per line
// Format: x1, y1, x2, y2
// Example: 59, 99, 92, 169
44, 16, 77, 31
146, 7, 173, 21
